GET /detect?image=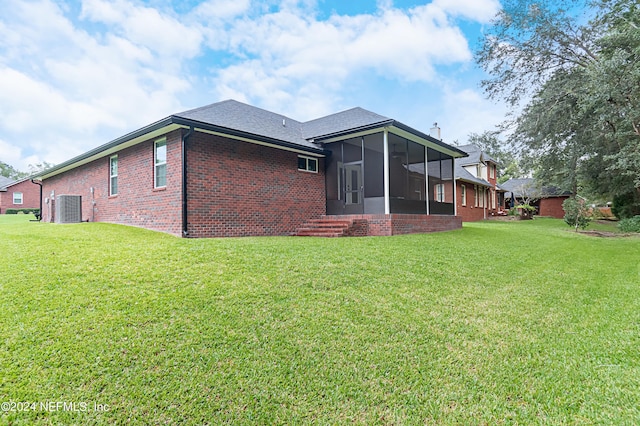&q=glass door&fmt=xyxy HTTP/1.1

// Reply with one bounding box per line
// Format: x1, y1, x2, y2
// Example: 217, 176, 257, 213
343, 162, 363, 214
